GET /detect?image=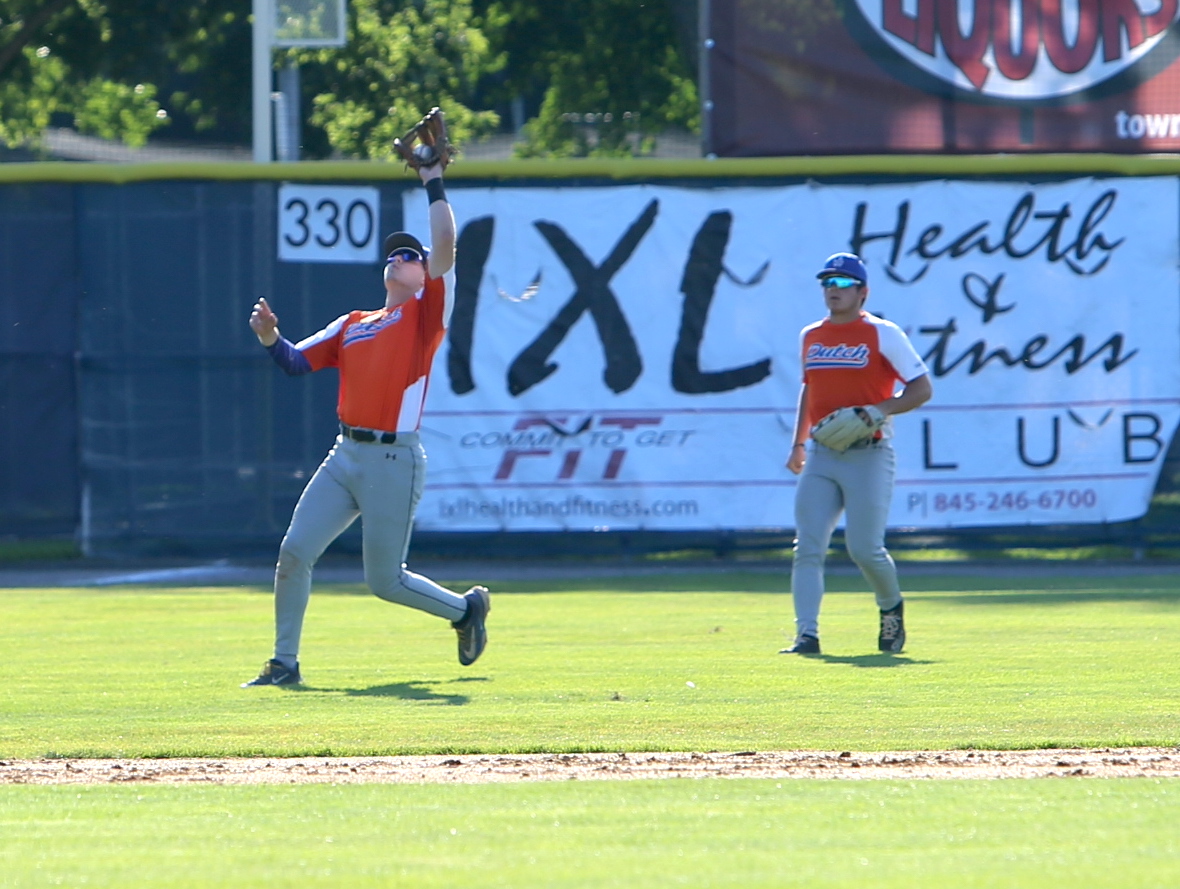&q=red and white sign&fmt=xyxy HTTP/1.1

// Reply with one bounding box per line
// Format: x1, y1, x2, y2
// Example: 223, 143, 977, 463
707, 0, 1180, 153
861, 0, 1179, 98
